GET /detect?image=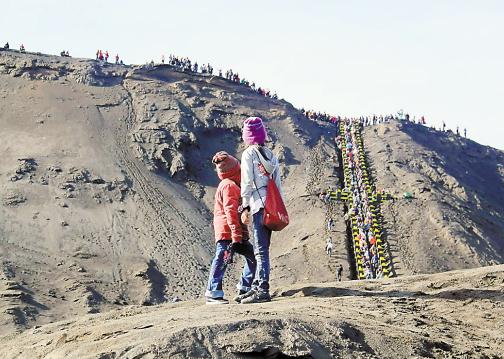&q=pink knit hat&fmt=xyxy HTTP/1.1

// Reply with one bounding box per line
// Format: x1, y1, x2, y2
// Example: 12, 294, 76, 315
242, 117, 267, 145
